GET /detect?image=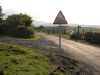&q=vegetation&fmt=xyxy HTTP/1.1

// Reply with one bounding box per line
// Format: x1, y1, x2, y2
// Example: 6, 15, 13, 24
70, 26, 100, 45
4, 13, 34, 38
16, 27, 34, 38
36, 26, 100, 45
0, 5, 34, 38
5, 13, 32, 28
0, 42, 65, 75
0, 34, 41, 41
0, 5, 5, 33
0, 5, 4, 25
70, 33, 84, 40
84, 32, 100, 44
